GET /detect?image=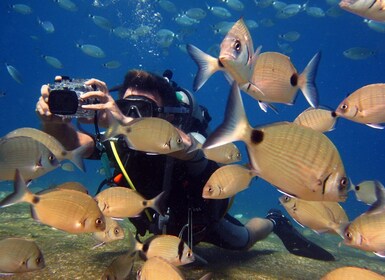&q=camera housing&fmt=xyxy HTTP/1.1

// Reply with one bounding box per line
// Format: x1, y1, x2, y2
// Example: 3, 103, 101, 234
48, 77, 99, 118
